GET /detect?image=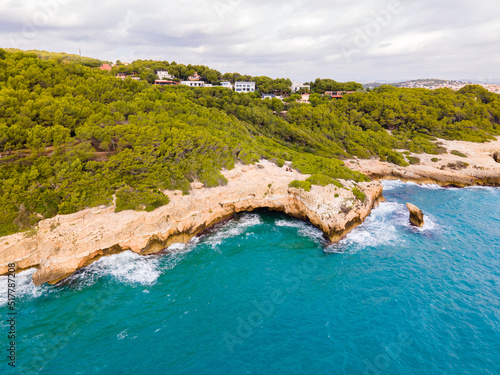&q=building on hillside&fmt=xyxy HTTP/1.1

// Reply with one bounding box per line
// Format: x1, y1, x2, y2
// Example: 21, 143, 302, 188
323, 91, 356, 99
291, 81, 310, 92
157, 71, 174, 80
221, 81, 233, 89
99, 63, 112, 71
297, 93, 310, 103
180, 81, 205, 87
234, 81, 255, 92
116, 72, 140, 81
262, 93, 277, 99
154, 80, 179, 86
188, 71, 202, 81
